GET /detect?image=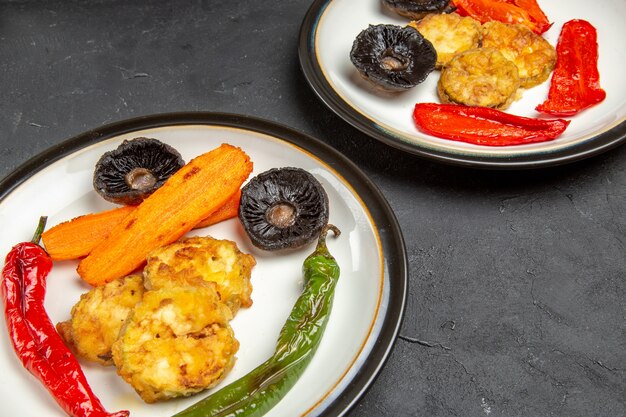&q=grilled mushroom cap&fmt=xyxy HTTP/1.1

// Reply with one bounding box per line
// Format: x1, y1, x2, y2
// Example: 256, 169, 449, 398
350, 24, 437, 92
238, 167, 329, 251
382, 0, 454, 20
93, 137, 184, 205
